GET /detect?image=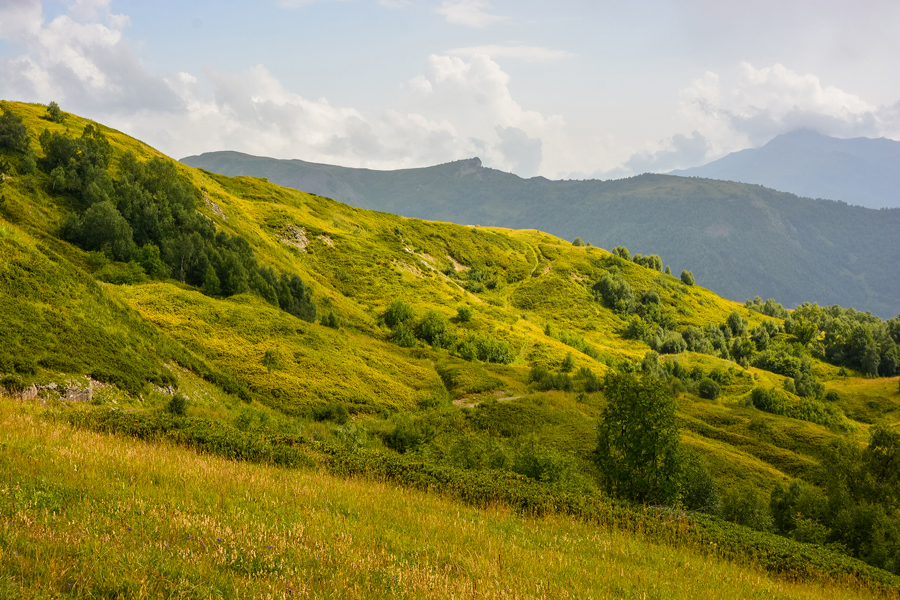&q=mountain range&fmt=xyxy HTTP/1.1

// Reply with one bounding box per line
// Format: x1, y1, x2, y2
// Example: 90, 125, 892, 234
672, 129, 900, 209
182, 151, 900, 318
